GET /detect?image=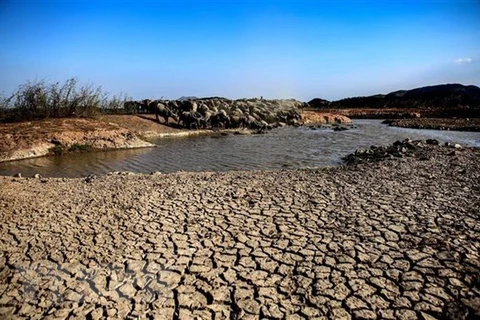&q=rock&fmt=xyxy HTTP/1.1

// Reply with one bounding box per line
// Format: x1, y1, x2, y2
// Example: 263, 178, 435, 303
50, 138, 61, 145
89, 307, 104, 320
443, 301, 469, 320
84, 174, 97, 183
33, 173, 42, 179
233, 130, 251, 135
117, 282, 137, 298
454, 144, 462, 149
343, 139, 449, 165
13, 173, 21, 178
